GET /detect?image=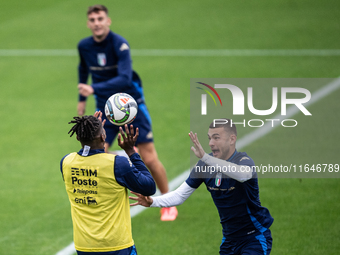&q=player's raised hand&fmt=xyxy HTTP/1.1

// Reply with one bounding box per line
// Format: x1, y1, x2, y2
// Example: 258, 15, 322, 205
189, 131, 205, 159
118, 124, 139, 156
93, 111, 106, 127
78, 83, 94, 97
129, 191, 153, 207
